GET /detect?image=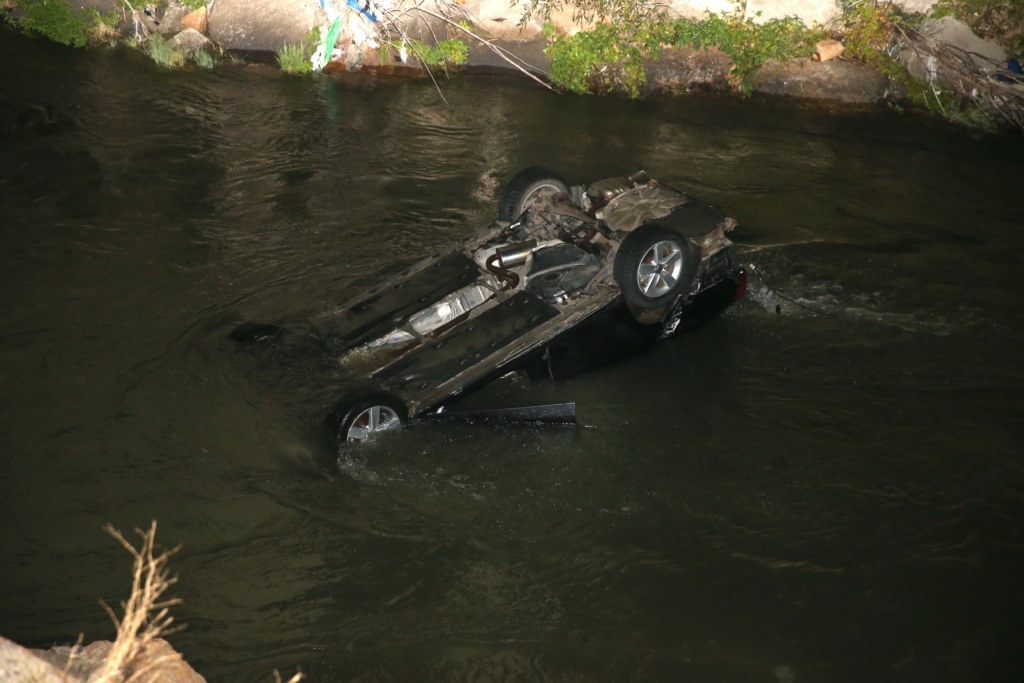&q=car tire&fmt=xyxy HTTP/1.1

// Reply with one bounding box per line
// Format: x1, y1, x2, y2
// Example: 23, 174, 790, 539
326, 393, 408, 446
614, 224, 699, 310
498, 167, 570, 222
